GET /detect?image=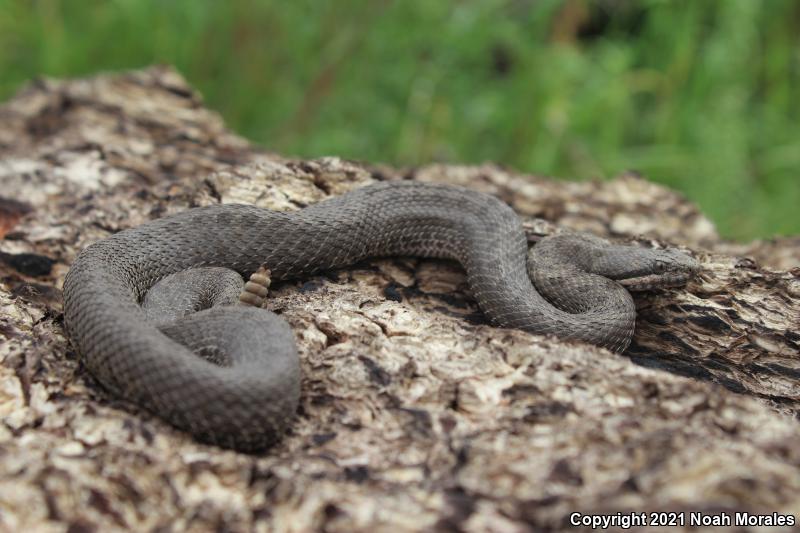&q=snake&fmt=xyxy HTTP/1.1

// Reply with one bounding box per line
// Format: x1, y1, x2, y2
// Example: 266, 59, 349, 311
63, 181, 699, 451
